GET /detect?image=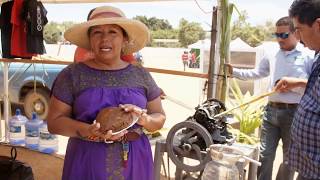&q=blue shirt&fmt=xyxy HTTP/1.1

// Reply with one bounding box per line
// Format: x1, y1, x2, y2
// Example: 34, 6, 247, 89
233, 43, 314, 104
288, 56, 320, 178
